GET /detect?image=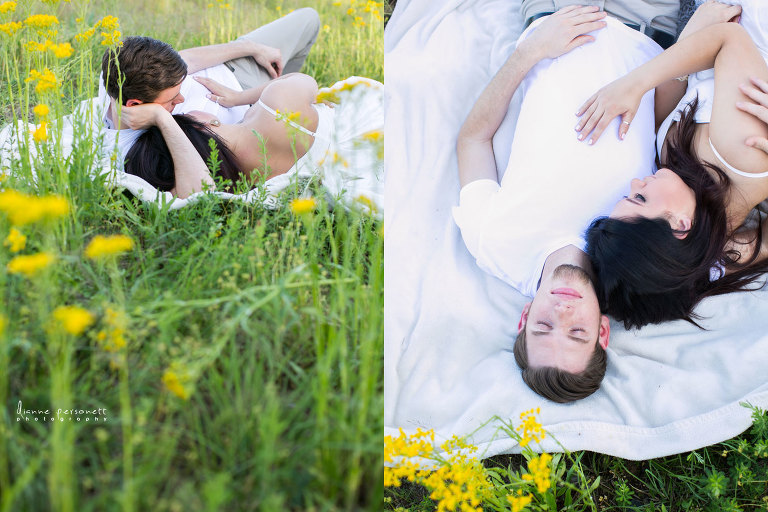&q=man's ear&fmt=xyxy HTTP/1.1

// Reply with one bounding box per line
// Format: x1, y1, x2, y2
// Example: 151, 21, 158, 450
598, 315, 610, 350
518, 303, 531, 334
125, 99, 143, 107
